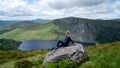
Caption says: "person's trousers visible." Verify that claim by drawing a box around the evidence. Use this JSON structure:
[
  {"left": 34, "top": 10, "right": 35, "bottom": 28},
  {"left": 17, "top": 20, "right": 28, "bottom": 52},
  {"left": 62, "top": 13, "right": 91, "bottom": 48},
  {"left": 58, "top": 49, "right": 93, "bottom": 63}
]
[{"left": 57, "top": 40, "right": 66, "bottom": 48}]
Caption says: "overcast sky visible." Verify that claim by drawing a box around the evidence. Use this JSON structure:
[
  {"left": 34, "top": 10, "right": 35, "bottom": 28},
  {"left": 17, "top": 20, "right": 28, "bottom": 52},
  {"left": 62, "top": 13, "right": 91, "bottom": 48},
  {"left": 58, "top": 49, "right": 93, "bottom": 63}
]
[{"left": 0, "top": 0, "right": 120, "bottom": 20}]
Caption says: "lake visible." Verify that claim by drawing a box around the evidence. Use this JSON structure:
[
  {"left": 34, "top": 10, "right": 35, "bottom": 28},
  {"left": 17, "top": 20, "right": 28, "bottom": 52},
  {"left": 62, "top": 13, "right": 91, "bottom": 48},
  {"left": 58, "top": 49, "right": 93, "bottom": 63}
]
[{"left": 18, "top": 40, "right": 95, "bottom": 51}]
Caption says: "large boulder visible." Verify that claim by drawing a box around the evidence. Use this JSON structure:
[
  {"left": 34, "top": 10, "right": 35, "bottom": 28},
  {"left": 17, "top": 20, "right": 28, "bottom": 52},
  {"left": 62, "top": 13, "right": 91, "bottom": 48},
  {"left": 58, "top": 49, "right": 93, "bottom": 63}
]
[{"left": 43, "top": 44, "right": 88, "bottom": 66}]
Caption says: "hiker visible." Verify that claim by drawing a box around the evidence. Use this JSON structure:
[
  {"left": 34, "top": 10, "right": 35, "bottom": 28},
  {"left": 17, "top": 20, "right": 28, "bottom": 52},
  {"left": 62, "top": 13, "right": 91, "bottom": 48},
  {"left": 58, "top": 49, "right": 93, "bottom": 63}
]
[
  {"left": 49, "top": 31, "right": 76, "bottom": 51},
  {"left": 56, "top": 31, "right": 75, "bottom": 48}
]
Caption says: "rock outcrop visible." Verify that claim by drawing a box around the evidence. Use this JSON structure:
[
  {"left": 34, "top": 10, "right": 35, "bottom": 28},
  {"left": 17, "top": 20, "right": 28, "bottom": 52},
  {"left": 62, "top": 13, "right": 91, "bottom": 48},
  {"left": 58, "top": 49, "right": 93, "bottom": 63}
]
[{"left": 43, "top": 44, "right": 88, "bottom": 66}]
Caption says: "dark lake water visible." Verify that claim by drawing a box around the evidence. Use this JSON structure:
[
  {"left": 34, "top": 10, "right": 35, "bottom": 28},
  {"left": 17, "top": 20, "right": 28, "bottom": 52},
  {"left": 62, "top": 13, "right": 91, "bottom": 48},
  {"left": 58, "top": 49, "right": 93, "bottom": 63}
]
[
  {"left": 18, "top": 40, "right": 95, "bottom": 51},
  {"left": 18, "top": 40, "right": 57, "bottom": 51}
]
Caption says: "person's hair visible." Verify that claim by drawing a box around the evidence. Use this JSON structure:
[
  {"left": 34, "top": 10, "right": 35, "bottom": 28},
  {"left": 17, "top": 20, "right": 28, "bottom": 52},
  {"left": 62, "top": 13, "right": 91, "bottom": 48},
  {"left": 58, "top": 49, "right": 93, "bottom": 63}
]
[{"left": 65, "top": 31, "right": 70, "bottom": 36}]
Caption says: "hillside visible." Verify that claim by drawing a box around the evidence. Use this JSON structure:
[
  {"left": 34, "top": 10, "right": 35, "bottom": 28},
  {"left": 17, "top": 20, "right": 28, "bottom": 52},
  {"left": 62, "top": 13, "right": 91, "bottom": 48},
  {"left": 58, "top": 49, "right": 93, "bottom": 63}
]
[
  {"left": 0, "top": 41, "right": 120, "bottom": 68},
  {"left": 0, "top": 38, "right": 21, "bottom": 50},
  {"left": 0, "top": 17, "right": 120, "bottom": 43},
  {"left": 0, "top": 19, "right": 48, "bottom": 26},
  {"left": 0, "top": 22, "right": 35, "bottom": 34}
]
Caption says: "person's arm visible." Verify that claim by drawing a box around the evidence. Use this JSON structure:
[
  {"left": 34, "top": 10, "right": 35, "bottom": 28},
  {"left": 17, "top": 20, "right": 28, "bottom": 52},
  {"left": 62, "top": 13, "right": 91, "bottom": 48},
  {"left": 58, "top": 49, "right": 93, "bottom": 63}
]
[{"left": 69, "top": 37, "right": 74, "bottom": 44}]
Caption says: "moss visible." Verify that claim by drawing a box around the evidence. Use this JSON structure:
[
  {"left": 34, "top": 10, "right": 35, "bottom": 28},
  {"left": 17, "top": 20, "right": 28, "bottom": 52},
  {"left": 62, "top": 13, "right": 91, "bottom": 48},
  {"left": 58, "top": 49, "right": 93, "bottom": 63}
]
[{"left": 14, "top": 60, "right": 33, "bottom": 68}]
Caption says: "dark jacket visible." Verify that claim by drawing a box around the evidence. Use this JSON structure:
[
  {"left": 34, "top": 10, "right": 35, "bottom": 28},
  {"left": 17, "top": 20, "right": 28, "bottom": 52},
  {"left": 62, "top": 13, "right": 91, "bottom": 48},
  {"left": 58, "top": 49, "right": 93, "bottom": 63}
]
[{"left": 64, "top": 36, "right": 74, "bottom": 46}]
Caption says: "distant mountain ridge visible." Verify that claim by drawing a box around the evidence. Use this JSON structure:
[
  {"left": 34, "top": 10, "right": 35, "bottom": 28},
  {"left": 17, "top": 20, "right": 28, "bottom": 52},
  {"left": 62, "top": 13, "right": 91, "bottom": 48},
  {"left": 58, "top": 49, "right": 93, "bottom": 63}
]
[
  {"left": 111, "top": 19, "right": 120, "bottom": 21},
  {"left": 0, "top": 19, "right": 48, "bottom": 26},
  {"left": 0, "top": 17, "right": 120, "bottom": 43},
  {"left": 30, "top": 19, "right": 48, "bottom": 22}
]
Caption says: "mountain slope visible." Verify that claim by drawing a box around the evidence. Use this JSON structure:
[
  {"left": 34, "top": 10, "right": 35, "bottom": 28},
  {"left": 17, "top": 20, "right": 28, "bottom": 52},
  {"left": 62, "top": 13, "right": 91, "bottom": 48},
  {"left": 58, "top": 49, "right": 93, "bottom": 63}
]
[
  {"left": 0, "top": 21, "right": 35, "bottom": 34},
  {"left": 0, "top": 19, "right": 48, "bottom": 35},
  {"left": 50, "top": 17, "right": 120, "bottom": 43},
  {"left": 0, "top": 17, "right": 120, "bottom": 43},
  {"left": 0, "top": 23, "right": 61, "bottom": 40}
]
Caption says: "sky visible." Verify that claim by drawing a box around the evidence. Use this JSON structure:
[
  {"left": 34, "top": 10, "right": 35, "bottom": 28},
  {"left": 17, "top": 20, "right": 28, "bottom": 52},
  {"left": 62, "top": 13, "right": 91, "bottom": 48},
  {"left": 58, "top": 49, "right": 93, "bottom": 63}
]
[{"left": 0, "top": 0, "right": 120, "bottom": 20}]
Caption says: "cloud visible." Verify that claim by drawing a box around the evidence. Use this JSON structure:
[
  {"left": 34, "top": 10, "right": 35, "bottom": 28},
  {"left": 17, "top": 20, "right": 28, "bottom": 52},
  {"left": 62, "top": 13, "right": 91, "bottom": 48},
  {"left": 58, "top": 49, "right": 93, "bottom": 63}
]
[
  {"left": 48, "top": 0, "right": 107, "bottom": 9},
  {"left": 0, "top": 0, "right": 120, "bottom": 20}
]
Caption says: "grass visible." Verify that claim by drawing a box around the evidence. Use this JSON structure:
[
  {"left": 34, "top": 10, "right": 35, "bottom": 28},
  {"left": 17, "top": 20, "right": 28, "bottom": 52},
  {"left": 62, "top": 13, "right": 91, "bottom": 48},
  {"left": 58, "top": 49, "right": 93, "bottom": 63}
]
[
  {"left": 79, "top": 41, "right": 120, "bottom": 68},
  {"left": 0, "top": 23, "right": 64, "bottom": 41},
  {"left": 0, "top": 50, "right": 48, "bottom": 65},
  {"left": 0, "top": 41, "right": 120, "bottom": 68}
]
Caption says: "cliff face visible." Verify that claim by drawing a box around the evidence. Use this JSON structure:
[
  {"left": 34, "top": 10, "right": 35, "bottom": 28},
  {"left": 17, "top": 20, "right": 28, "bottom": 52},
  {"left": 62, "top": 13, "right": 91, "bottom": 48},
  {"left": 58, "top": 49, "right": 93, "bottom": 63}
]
[
  {"left": 71, "top": 23, "right": 98, "bottom": 43},
  {"left": 51, "top": 17, "right": 120, "bottom": 43}
]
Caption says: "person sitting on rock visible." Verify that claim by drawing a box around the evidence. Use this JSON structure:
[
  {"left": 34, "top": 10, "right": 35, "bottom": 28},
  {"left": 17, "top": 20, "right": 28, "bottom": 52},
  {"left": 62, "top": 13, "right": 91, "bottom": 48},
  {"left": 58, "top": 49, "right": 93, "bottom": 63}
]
[{"left": 56, "top": 31, "right": 75, "bottom": 48}]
